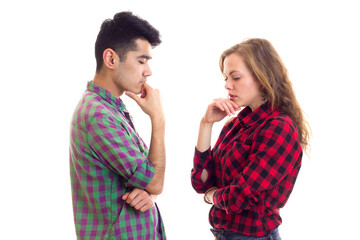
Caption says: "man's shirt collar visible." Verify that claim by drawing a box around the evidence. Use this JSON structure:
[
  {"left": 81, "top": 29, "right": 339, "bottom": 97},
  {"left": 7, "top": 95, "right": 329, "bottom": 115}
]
[{"left": 87, "top": 81, "right": 126, "bottom": 112}]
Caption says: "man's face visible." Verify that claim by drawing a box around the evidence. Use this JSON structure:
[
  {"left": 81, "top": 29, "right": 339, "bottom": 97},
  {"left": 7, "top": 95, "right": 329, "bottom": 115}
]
[{"left": 114, "top": 38, "right": 153, "bottom": 95}]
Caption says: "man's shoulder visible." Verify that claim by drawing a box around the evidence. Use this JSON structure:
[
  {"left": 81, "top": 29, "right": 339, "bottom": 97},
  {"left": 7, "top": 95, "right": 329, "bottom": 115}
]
[{"left": 73, "top": 91, "right": 117, "bottom": 121}]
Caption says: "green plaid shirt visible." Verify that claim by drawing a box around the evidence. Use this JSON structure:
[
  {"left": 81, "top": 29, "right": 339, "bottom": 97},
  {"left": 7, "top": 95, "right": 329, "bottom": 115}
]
[{"left": 70, "top": 81, "right": 166, "bottom": 239}]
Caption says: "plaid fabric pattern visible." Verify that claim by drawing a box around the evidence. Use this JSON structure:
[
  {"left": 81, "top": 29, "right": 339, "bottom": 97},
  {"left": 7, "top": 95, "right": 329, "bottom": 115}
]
[
  {"left": 70, "top": 81, "right": 166, "bottom": 240},
  {"left": 191, "top": 103, "right": 302, "bottom": 237}
]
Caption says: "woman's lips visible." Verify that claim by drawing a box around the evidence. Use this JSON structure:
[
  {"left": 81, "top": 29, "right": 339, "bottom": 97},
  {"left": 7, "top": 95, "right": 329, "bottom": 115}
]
[{"left": 229, "top": 94, "right": 237, "bottom": 101}]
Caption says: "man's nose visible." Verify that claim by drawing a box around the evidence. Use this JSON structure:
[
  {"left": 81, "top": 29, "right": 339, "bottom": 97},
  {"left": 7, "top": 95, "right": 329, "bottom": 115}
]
[{"left": 144, "top": 65, "right": 152, "bottom": 77}]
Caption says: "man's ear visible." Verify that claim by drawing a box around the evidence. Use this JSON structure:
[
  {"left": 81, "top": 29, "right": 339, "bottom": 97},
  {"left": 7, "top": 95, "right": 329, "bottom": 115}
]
[{"left": 103, "top": 48, "right": 118, "bottom": 70}]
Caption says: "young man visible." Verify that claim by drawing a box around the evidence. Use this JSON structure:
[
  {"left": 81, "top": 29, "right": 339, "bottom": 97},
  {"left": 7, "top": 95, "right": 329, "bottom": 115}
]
[{"left": 69, "top": 12, "right": 166, "bottom": 239}]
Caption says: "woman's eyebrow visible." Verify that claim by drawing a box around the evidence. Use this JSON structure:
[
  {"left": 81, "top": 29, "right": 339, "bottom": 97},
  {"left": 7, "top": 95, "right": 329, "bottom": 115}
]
[{"left": 229, "top": 70, "right": 240, "bottom": 75}]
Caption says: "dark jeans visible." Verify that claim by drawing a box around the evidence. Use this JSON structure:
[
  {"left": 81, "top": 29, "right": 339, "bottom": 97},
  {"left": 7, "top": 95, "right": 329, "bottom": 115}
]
[{"left": 210, "top": 228, "right": 281, "bottom": 240}]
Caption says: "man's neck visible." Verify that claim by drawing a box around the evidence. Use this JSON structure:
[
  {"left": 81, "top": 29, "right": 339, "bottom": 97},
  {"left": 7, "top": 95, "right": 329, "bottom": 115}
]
[{"left": 93, "top": 73, "right": 123, "bottom": 98}]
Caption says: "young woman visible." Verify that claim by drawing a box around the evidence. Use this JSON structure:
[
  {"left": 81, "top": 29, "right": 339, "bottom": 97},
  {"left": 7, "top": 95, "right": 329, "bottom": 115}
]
[{"left": 191, "top": 38, "right": 310, "bottom": 240}]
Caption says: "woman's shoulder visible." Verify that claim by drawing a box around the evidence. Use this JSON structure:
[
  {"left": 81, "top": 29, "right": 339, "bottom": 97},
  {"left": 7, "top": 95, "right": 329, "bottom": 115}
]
[{"left": 263, "top": 111, "right": 297, "bottom": 132}]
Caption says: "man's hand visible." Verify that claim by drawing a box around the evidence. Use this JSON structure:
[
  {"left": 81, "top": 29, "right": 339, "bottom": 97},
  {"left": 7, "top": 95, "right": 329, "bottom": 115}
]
[
  {"left": 122, "top": 188, "right": 156, "bottom": 212},
  {"left": 125, "top": 83, "right": 164, "bottom": 121}
]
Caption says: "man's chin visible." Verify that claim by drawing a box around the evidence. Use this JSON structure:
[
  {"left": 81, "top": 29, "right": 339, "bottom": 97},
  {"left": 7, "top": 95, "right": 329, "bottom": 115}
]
[{"left": 127, "top": 89, "right": 141, "bottom": 95}]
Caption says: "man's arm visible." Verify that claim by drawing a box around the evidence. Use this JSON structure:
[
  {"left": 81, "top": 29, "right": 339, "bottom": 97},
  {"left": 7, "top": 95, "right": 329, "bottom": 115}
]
[
  {"left": 145, "top": 114, "right": 165, "bottom": 194},
  {"left": 87, "top": 114, "right": 154, "bottom": 189},
  {"left": 126, "top": 83, "right": 166, "bottom": 195}
]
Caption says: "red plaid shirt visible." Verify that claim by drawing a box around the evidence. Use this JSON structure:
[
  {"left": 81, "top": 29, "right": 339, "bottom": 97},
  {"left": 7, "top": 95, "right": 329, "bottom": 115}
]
[{"left": 191, "top": 103, "right": 302, "bottom": 237}]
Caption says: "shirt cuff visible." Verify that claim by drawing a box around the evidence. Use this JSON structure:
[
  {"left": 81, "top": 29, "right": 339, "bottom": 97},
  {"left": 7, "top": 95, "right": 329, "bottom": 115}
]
[
  {"left": 213, "top": 174, "right": 256, "bottom": 213},
  {"left": 126, "top": 160, "right": 154, "bottom": 189},
  {"left": 193, "top": 147, "right": 211, "bottom": 169}
]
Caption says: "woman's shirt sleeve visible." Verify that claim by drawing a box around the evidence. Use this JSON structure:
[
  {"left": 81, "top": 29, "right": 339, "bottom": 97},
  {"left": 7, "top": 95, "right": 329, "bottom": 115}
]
[
  {"left": 191, "top": 119, "right": 235, "bottom": 193},
  {"left": 191, "top": 147, "right": 216, "bottom": 193},
  {"left": 212, "top": 116, "right": 302, "bottom": 213}
]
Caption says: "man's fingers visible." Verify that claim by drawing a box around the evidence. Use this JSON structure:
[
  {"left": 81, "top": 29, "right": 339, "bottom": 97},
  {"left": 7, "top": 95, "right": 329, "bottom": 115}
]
[
  {"left": 126, "top": 189, "right": 148, "bottom": 206},
  {"left": 134, "top": 200, "right": 147, "bottom": 211},
  {"left": 125, "top": 188, "right": 140, "bottom": 204},
  {"left": 129, "top": 197, "right": 142, "bottom": 207},
  {"left": 124, "top": 188, "right": 154, "bottom": 212},
  {"left": 139, "top": 201, "right": 153, "bottom": 212},
  {"left": 141, "top": 82, "right": 152, "bottom": 91},
  {"left": 122, "top": 192, "right": 129, "bottom": 200},
  {"left": 140, "top": 86, "right": 147, "bottom": 98},
  {"left": 135, "top": 196, "right": 154, "bottom": 212},
  {"left": 125, "top": 91, "right": 141, "bottom": 104}
]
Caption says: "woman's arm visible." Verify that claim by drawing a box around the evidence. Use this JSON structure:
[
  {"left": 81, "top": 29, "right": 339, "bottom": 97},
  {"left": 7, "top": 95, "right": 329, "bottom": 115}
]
[
  {"left": 196, "top": 118, "right": 214, "bottom": 153},
  {"left": 196, "top": 119, "right": 214, "bottom": 183},
  {"left": 191, "top": 99, "right": 240, "bottom": 192}
]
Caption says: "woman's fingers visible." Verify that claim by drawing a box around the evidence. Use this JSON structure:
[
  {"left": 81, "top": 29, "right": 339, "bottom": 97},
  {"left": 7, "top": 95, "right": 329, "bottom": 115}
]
[
  {"left": 204, "top": 98, "right": 240, "bottom": 123},
  {"left": 229, "top": 100, "right": 241, "bottom": 110},
  {"left": 214, "top": 99, "right": 238, "bottom": 116},
  {"left": 220, "top": 102, "right": 232, "bottom": 116},
  {"left": 213, "top": 101, "right": 225, "bottom": 112}
]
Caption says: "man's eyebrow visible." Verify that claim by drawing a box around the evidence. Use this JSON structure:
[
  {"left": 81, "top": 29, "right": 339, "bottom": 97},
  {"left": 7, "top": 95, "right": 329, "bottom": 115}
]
[{"left": 137, "top": 54, "right": 152, "bottom": 60}]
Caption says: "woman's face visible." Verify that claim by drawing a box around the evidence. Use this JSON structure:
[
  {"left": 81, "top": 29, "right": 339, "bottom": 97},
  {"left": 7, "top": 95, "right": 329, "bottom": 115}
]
[{"left": 223, "top": 53, "right": 262, "bottom": 111}]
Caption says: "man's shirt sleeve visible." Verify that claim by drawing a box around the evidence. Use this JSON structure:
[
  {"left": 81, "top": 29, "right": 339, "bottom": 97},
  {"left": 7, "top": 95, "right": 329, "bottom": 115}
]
[
  {"left": 86, "top": 113, "right": 154, "bottom": 189},
  {"left": 213, "top": 117, "right": 302, "bottom": 213}
]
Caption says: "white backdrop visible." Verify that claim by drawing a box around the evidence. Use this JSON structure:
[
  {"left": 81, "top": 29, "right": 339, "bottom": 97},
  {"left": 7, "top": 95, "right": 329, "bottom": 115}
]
[{"left": 1, "top": 0, "right": 359, "bottom": 239}]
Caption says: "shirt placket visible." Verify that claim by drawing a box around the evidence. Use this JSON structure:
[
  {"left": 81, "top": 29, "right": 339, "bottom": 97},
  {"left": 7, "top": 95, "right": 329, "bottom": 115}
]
[
  {"left": 123, "top": 111, "right": 135, "bottom": 130},
  {"left": 120, "top": 109, "right": 146, "bottom": 154}
]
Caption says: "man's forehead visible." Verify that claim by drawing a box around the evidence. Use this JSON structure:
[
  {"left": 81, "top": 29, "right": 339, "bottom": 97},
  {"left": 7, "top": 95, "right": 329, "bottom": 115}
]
[
  {"left": 135, "top": 39, "right": 151, "bottom": 49},
  {"left": 131, "top": 39, "right": 152, "bottom": 57}
]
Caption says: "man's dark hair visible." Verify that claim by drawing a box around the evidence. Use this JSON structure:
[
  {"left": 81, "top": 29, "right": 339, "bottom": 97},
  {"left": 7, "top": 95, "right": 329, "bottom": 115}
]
[{"left": 95, "top": 11, "right": 161, "bottom": 72}]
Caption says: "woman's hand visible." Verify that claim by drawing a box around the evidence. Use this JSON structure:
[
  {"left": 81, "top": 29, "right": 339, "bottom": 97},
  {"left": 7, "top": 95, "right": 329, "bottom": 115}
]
[
  {"left": 204, "top": 187, "right": 218, "bottom": 204},
  {"left": 196, "top": 99, "right": 240, "bottom": 152},
  {"left": 203, "top": 98, "right": 240, "bottom": 124}
]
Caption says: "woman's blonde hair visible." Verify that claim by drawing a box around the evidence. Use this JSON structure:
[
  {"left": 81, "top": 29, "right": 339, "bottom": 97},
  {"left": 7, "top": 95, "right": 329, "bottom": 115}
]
[{"left": 219, "top": 38, "right": 311, "bottom": 153}]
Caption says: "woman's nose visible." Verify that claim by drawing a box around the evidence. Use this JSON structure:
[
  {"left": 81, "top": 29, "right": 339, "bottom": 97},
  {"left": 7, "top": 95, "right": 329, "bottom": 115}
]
[{"left": 225, "top": 80, "right": 232, "bottom": 90}]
